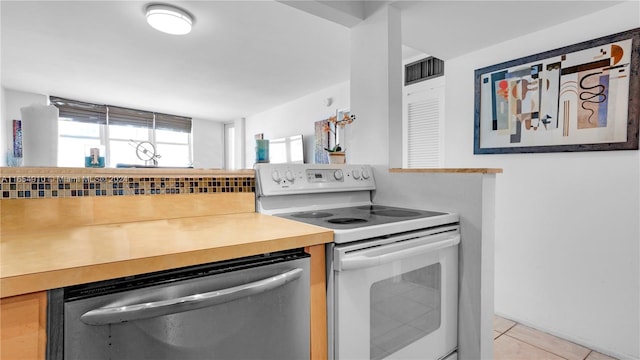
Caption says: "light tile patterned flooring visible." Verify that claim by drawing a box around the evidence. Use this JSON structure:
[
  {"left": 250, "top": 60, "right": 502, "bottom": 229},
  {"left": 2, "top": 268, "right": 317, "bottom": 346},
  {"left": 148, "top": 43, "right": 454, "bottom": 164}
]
[{"left": 494, "top": 316, "right": 617, "bottom": 360}]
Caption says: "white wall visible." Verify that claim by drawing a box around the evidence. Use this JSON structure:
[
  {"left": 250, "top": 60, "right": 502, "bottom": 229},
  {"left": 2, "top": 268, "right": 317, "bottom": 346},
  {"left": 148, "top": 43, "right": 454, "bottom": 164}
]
[
  {"left": 244, "top": 81, "right": 349, "bottom": 167},
  {"left": 348, "top": 4, "right": 402, "bottom": 167},
  {"left": 1, "top": 87, "right": 6, "bottom": 166},
  {"left": 2, "top": 88, "right": 48, "bottom": 124},
  {"left": 234, "top": 117, "right": 246, "bottom": 170},
  {"left": 0, "top": 2, "right": 4, "bottom": 166},
  {"left": 443, "top": 3, "right": 639, "bottom": 358},
  {"left": 2, "top": 88, "right": 48, "bottom": 166}
]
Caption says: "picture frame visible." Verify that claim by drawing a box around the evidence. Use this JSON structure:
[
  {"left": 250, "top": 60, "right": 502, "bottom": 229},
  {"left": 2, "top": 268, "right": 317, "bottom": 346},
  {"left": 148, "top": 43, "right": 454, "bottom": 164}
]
[
  {"left": 314, "top": 119, "right": 330, "bottom": 164},
  {"left": 474, "top": 27, "right": 640, "bottom": 154},
  {"left": 13, "top": 119, "right": 22, "bottom": 158}
]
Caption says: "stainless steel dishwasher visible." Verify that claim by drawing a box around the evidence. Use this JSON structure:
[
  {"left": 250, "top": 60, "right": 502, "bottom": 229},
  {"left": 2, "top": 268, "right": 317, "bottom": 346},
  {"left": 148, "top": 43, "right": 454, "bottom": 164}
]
[{"left": 50, "top": 249, "right": 310, "bottom": 360}]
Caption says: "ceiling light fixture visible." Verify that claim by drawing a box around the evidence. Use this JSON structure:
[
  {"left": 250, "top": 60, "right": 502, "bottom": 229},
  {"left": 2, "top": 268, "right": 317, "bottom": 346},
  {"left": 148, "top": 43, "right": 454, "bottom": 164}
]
[{"left": 145, "top": 4, "right": 193, "bottom": 35}]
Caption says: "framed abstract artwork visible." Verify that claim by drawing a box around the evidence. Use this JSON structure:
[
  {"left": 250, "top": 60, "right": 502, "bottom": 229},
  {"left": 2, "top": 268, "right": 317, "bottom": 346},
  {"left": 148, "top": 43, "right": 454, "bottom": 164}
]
[
  {"left": 474, "top": 28, "right": 639, "bottom": 154},
  {"left": 13, "top": 120, "right": 22, "bottom": 158}
]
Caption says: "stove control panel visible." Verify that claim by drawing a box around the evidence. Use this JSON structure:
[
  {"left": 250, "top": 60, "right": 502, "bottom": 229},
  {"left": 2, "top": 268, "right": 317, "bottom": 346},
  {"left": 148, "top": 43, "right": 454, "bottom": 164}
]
[
  {"left": 306, "top": 168, "right": 344, "bottom": 183},
  {"left": 256, "top": 163, "right": 375, "bottom": 195}
]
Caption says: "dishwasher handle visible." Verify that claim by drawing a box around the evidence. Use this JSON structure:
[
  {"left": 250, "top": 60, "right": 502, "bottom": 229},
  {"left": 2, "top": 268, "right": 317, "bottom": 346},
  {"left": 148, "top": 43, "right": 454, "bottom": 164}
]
[
  {"left": 338, "top": 234, "right": 460, "bottom": 271},
  {"left": 80, "top": 267, "right": 304, "bottom": 326}
]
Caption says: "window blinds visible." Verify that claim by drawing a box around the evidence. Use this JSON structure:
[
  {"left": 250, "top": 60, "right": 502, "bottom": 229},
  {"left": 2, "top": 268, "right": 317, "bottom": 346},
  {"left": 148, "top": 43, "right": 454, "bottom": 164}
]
[
  {"left": 155, "top": 113, "right": 192, "bottom": 133},
  {"left": 49, "top": 96, "right": 192, "bottom": 132},
  {"left": 50, "top": 96, "right": 107, "bottom": 124},
  {"left": 107, "top": 106, "right": 154, "bottom": 128}
]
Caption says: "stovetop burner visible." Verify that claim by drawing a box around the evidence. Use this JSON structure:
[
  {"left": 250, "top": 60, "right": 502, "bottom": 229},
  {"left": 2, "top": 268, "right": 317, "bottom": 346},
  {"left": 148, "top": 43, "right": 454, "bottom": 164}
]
[
  {"left": 370, "top": 209, "right": 422, "bottom": 217},
  {"left": 275, "top": 205, "right": 449, "bottom": 231},
  {"left": 353, "top": 205, "right": 421, "bottom": 217},
  {"left": 291, "top": 212, "right": 333, "bottom": 219},
  {"left": 355, "top": 205, "right": 390, "bottom": 210},
  {"left": 327, "top": 218, "right": 368, "bottom": 225}
]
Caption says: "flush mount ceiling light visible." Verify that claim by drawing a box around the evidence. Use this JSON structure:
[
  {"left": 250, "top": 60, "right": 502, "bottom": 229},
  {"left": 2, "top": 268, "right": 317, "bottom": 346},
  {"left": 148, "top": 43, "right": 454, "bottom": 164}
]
[{"left": 145, "top": 4, "right": 193, "bottom": 35}]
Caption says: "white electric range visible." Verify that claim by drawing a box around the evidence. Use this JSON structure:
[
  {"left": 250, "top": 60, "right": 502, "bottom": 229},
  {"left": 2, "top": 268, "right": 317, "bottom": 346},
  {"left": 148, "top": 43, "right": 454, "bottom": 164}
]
[{"left": 255, "top": 163, "right": 460, "bottom": 360}]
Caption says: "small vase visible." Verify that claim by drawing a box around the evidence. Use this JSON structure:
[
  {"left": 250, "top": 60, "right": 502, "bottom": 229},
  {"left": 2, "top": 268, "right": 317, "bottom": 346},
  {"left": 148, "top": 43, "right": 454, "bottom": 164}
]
[{"left": 328, "top": 151, "right": 346, "bottom": 164}]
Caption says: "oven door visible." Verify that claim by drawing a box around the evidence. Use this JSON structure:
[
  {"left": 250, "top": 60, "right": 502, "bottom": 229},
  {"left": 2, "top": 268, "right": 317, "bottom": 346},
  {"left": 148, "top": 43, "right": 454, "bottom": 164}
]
[{"left": 333, "top": 228, "right": 459, "bottom": 360}]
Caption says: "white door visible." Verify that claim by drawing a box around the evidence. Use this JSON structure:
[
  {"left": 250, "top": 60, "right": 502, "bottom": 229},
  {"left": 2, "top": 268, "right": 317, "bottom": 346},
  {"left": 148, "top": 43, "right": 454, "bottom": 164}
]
[{"left": 402, "top": 76, "right": 445, "bottom": 169}]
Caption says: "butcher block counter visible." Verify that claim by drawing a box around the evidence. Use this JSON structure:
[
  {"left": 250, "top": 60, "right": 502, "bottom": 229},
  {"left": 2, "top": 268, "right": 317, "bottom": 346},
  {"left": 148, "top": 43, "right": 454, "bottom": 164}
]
[
  {"left": 0, "top": 167, "right": 332, "bottom": 360},
  {"left": 0, "top": 212, "right": 332, "bottom": 297}
]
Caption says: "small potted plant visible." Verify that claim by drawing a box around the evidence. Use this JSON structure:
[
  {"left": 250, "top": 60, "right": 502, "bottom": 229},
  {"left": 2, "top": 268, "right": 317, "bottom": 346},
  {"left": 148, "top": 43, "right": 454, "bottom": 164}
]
[{"left": 324, "top": 113, "right": 355, "bottom": 164}]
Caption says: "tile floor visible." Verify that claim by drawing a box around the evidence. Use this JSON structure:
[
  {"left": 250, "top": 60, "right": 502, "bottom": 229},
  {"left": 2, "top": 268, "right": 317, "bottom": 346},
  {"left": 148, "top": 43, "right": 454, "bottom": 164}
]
[{"left": 493, "top": 316, "right": 617, "bottom": 360}]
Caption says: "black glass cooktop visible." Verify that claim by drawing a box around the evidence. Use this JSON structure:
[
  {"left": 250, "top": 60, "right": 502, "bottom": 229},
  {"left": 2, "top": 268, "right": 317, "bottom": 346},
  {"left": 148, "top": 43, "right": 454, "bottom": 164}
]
[{"left": 275, "top": 205, "right": 447, "bottom": 230}]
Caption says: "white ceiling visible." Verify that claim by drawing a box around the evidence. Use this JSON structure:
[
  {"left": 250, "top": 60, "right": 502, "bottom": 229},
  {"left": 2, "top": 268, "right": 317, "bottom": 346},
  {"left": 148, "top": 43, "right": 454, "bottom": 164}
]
[
  {"left": 1, "top": 1, "right": 622, "bottom": 122},
  {"left": 397, "top": 1, "right": 624, "bottom": 60}
]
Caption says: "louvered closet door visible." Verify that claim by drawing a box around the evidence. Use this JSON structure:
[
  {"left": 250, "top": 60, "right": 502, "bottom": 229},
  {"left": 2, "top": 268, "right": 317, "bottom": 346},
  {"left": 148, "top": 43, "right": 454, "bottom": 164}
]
[{"left": 405, "top": 80, "right": 444, "bottom": 168}]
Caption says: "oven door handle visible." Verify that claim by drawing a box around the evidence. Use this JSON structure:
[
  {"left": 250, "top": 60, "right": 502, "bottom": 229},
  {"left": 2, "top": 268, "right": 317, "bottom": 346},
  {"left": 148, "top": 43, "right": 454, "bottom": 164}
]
[
  {"left": 338, "top": 234, "right": 460, "bottom": 271},
  {"left": 80, "top": 268, "right": 304, "bottom": 326}
]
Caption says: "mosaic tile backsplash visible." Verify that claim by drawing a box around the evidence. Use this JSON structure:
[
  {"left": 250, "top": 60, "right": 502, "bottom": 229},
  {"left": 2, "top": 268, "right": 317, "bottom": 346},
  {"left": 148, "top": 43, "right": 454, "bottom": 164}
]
[{"left": 1, "top": 175, "right": 255, "bottom": 199}]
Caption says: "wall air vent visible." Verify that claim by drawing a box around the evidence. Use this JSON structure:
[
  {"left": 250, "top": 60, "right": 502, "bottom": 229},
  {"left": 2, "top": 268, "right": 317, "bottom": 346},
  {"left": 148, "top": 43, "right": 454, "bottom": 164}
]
[{"left": 405, "top": 56, "right": 444, "bottom": 86}]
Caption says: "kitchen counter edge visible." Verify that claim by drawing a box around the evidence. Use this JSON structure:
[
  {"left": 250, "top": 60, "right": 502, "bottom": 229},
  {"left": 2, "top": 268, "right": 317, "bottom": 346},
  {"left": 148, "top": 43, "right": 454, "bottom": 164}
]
[
  {"left": 389, "top": 168, "right": 503, "bottom": 174},
  {"left": 0, "top": 166, "right": 255, "bottom": 177},
  {"left": 0, "top": 213, "right": 333, "bottom": 298}
]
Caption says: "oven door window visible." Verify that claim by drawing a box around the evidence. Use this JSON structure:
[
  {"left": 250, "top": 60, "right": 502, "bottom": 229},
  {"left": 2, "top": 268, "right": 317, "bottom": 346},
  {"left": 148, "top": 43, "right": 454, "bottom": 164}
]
[{"left": 371, "top": 263, "right": 441, "bottom": 360}]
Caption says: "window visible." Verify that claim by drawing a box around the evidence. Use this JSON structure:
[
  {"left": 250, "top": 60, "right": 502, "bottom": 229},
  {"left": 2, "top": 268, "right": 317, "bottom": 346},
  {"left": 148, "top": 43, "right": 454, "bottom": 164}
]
[
  {"left": 52, "top": 97, "right": 192, "bottom": 167},
  {"left": 58, "top": 121, "right": 103, "bottom": 168},
  {"left": 155, "top": 113, "right": 192, "bottom": 167},
  {"left": 155, "top": 129, "right": 191, "bottom": 167},
  {"left": 370, "top": 263, "right": 441, "bottom": 359}
]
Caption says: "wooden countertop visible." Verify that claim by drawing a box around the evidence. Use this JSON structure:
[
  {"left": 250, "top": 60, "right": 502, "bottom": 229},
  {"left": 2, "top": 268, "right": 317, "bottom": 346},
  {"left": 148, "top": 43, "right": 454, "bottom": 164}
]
[
  {"left": 0, "top": 166, "right": 255, "bottom": 177},
  {"left": 0, "top": 213, "right": 333, "bottom": 298},
  {"left": 390, "top": 168, "right": 503, "bottom": 174}
]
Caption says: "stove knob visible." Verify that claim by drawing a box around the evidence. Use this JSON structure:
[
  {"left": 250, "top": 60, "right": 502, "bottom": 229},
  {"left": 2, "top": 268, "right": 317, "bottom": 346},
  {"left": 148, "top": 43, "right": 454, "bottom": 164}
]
[
  {"left": 362, "top": 169, "right": 371, "bottom": 179},
  {"left": 285, "top": 170, "right": 295, "bottom": 182},
  {"left": 333, "top": 169, "right": 343, "bottom": 180},
  {"left": 271, "top": 170, "right": 282, "bottom": 183},
  {"left": 352, "top": 169, "right": 362, "bottom": 180}
]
